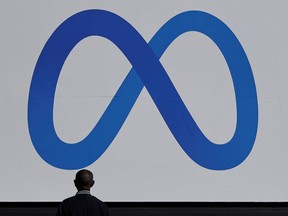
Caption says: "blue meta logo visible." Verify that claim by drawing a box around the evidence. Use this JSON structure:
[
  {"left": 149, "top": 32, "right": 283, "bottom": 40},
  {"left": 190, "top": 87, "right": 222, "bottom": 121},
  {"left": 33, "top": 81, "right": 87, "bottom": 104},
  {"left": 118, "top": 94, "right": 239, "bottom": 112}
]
[{"left": 28, "top": 10, "right": 258, "bottom": 170}]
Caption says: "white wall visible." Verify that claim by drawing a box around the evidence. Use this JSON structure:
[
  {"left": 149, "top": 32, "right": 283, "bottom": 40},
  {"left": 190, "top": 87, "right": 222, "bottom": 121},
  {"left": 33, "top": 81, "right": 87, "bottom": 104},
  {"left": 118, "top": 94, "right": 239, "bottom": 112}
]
[{"left": 0, "top": 0, "right": 288, "bottom": 201}]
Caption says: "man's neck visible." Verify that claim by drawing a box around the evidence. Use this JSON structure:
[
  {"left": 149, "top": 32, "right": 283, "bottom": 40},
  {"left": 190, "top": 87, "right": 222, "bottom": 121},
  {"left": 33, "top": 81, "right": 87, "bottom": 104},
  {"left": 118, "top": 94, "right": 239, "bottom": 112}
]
[{"left": 76, "top": 190, "right": 91, "bottom": 195}]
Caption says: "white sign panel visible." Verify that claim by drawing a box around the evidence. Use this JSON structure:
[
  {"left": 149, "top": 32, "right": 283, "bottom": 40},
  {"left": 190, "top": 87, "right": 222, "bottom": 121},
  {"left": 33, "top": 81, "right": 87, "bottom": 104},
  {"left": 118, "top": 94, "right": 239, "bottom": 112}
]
[{"left": 0, "top": 0, "right": 288, "bottom": 202}]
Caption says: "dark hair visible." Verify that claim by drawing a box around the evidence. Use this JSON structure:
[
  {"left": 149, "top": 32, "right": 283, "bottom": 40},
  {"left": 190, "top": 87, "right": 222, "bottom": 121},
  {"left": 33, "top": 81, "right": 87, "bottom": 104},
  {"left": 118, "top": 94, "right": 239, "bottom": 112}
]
[{"left": 75, "top": 169, "right": 94, "bottom": 188}]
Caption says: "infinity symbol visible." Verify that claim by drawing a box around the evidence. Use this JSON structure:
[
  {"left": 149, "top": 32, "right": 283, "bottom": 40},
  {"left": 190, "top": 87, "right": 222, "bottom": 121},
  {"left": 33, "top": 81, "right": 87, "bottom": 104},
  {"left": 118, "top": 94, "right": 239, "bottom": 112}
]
[{"left": 28, "top": 10, "right": 258, "bottom": 170}]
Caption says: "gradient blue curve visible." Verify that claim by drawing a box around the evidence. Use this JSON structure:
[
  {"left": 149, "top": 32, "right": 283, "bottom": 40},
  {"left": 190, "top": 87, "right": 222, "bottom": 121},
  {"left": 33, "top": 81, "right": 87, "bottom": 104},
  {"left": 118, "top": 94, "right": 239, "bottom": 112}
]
[{"left": 28, "top": 10, "right": 258, "bottom": 170}]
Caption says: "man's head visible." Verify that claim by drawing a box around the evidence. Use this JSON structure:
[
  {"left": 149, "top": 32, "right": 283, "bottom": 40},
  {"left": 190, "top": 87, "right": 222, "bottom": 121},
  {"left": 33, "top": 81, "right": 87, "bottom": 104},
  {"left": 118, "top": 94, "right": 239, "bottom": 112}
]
[{"left": 74, "top": 169, "right": 95, "bottom": 191}]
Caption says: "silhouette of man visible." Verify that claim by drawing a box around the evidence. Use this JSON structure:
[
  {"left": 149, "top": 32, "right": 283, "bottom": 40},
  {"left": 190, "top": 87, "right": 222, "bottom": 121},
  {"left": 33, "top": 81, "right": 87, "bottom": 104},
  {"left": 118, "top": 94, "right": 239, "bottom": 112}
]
[{"left": 57, "top": 169, "right": 109, "bottom": 216}]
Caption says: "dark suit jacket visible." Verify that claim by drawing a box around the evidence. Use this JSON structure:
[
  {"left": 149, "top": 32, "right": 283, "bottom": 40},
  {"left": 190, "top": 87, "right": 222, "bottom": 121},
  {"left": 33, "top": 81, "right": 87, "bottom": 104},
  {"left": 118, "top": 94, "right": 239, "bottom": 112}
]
[{"left": 57, "top": 193, "right": 109, "bottom": 216}]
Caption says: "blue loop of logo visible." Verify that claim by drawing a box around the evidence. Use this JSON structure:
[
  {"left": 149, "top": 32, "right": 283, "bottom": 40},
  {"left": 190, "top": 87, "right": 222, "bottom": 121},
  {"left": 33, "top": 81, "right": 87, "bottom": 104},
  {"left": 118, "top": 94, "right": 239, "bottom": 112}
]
[{"left": 28, "top": 10, "right": 258, "bottom": 170}]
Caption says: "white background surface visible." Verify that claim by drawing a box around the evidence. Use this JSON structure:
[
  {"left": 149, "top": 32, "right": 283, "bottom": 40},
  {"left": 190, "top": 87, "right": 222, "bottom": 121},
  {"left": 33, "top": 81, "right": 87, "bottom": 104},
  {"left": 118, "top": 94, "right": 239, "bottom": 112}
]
[{"left": 0, "top": 0, "right": 288, "bottom": 201}]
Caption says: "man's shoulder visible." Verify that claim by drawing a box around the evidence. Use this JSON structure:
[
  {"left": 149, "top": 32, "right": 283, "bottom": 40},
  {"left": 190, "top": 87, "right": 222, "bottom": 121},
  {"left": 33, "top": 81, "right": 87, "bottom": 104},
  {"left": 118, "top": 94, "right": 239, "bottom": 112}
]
[
  {"left": 57, "top": 195, "right": 109, "bottom": 216},
  {"left": 62, "top": 194, "right": 105, "bottom": 205},
  {"left": 60, "top": 195, "right": 77, "bottom": 205}
]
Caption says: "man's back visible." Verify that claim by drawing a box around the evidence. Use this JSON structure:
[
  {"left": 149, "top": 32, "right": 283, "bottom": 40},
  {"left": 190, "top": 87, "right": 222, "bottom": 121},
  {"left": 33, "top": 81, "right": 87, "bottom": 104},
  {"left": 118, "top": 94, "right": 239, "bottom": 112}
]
[
  {"left": 57, "top": 193, "right": 108, "bottom": 216},
  {"left": 56, "top": 170, "right": 109, "bottom": 216}
]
